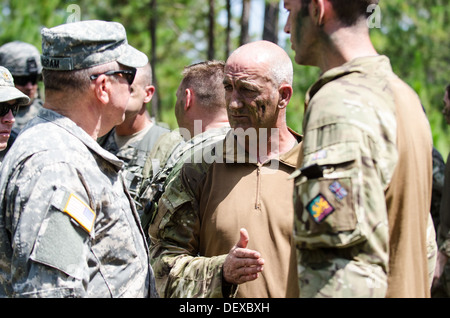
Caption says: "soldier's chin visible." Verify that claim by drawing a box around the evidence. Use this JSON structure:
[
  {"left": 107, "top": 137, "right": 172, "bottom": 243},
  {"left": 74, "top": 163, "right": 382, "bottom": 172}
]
[{"left": 0, "top": 138, "right": 9, "bottom": 151}]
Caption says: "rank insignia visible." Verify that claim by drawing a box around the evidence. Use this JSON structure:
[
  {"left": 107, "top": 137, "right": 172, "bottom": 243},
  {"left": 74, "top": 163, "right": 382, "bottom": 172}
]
[
  {"left": 329, "top": 181, "right": 348, "bottom": 201},
  {"left": 306, "top": 194, "right": 335, "bottom": 223}
]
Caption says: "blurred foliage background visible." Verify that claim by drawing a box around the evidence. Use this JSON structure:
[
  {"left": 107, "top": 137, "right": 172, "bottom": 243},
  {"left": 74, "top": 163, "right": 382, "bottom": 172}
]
[{"left": 1, "top": 0, "right": 449, "bottom": 158}]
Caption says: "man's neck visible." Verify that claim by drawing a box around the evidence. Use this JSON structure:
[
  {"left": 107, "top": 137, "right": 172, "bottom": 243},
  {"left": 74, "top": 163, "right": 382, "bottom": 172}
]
[
  {"left": 238, "top": 125, "right": 297, "bottom": 164},
  {"left": 43, "top": 93, "right": 102, "bottom": 139},
  {"left": 317, "top": 24, "right": 378, "bottom": 73},
  {"left": 115, "top": 111, "right": 151, "bottom": 136}
]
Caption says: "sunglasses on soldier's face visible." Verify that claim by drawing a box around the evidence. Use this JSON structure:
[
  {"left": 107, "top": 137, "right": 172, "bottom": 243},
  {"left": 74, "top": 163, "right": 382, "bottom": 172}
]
[
  {"left": 0, "top": 102, "right": 19, "bottom": 117},
  {"left": 14, "top": 75, "right": 39, "bottom": 86},
  {"left": 89, "top": 68, "right": 136, "bottom": 86}
]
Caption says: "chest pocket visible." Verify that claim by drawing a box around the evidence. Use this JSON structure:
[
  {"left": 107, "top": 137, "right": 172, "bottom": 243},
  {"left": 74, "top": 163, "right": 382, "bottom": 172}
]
[{"left": 293, "top": 142, "right": 366, "bottom": 249}]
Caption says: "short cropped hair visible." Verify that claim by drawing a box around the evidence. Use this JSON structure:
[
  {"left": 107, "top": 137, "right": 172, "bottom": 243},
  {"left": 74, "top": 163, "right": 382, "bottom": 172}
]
[
  {"left": 181, "top": 60, "right": 226, "bottom": 110},
  {"left": 42, "top": 61, "right": 119, "bottom": 93},
  {"left": 301, "top": 0, "right": 380, "bottom": 26}
]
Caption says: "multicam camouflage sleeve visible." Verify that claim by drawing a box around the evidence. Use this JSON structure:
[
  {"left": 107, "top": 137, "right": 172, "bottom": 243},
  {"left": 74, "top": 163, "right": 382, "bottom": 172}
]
[
  {"left": 149, "top": 162, "right": 230, "bottom": 298},
  {"left": 292, "top": 63, "right": 398, "bottom": 297}
]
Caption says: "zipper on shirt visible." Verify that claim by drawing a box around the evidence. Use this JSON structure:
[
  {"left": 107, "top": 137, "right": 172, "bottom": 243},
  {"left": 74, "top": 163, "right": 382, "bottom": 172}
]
[{"left": 255, "top": 164, "right": 261, "bottom": 210}]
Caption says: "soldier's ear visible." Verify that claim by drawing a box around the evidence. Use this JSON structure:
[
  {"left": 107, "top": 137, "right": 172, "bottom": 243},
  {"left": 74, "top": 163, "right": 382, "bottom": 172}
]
[
  {"left": 143, "top": 85, "right": 155, "bottom": 104},
  {"left": 278, "top": 84, "right": 293, "bottom": 109},
  {"left": 310, "top": 0, "right": 326, "bottom": 27},
  {"left": 184, "top": 88, "right": 194, "bottom": 111},
  {"left": 92, "top": 75, "right": 111, "bottom": 105}
]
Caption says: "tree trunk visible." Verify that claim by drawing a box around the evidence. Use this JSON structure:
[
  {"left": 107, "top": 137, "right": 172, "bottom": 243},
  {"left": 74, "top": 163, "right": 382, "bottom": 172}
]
[
  {"left": 149, "top": 0, "right": 160, "bottom": 120},
  {"left": 263, "top": 0, "right": 279, "bottom": 44},
  {"left": 208, "top": 0, "right": 215, "bottom": 60},
  {"left": 225, "top": 0, "right": 232, "bottom": 58},
  {"left": 240, "top": 0, "right": 251, "bottom": 46}
]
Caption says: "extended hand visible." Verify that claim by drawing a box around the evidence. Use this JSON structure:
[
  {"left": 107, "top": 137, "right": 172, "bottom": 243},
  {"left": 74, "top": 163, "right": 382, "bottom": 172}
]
[{"left": 222, "top": 228, "right": 264, "bottom": 285}]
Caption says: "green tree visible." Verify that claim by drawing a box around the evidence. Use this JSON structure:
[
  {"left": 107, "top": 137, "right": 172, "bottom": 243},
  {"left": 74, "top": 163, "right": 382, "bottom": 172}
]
[{"left": 0, "top": 0, "right": 448, "bottom": 158}]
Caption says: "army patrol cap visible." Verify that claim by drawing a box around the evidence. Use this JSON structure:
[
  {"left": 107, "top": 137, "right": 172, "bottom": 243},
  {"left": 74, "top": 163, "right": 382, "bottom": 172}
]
[
  {"left": 0, "top": 41, "right": 42, "bottom": 76},
  {"left": 41, "top": 20, "right": 148, "bottom": 71},
  {"left": 0, "top": 66, "right": 31, "bottom": 105}
]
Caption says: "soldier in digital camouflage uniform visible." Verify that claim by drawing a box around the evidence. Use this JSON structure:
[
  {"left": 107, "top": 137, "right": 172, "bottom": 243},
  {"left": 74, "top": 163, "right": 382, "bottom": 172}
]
[
  {"left": 138, "top": 60, "right": 229, "bottom": 242},
  {"left": 284, "top": 0, "right": 434, "bottom": 297},
  {"left": 150, "top": 41, "right": 301, "bottom": 298},
  {"left": 0, "top": 66, "right": 30, "bottom": 154},
  {"left": 0, "top": 20, "right": 156, "bottom": 298},
  {"left": 0, "top": 41, "right": 44, "bottom": 159},
  {"left": 98, "top": 63, "right": 169, "bottom": 214}
]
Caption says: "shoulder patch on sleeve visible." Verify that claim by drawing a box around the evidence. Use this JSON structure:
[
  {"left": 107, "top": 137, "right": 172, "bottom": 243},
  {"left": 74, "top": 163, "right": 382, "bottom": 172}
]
[
  {"left": 306, "top": 194, "right": 335, "bottom": 223},
  {"left": 63, "top": 194, "right": 96, "bottom": 234}
]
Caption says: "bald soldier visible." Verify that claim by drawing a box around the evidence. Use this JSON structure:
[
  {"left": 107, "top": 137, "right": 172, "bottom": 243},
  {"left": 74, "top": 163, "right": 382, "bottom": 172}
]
[
  {"left": 284, "top": 0, "right": 434, "bottom": 297},
  {"left": 150, "top": 41, "right": 301, "bottom": 298}
]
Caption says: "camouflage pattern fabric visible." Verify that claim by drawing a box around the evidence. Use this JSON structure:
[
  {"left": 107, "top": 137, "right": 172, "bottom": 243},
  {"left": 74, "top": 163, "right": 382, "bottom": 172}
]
[
  {"left": 0, "top": 41, "right": 42, "bottom": 76},
  {"left": 0, "top": 66, "right": 30, "bottom": 105},
  {"left": 141, "top": 129, "right": 184, "bottom": 183},
  {"left": 0, "top": 108, "right": 157, "bottom": 297},
  {"left": 150, "top": 129, "right": 301, "bottom": 298},
  {"left": 40, "top": 20, "right": 148, "bottom": 71},
  {"left": 0, "top": 66, "right": 31, "bottom": 162},
  {"left": 139, "top": 125, "right": 230, "bottom": 239},
  {"left": 293, "top": 55, "right": 402, "bottom": 297},
  {"left": 99, "top": 124, "right": 169, "bottom": 214},
  {"left": 13, "top": 98, "right": 43, "bottom": 131},
  {"left": 0, "top": 99, "right": 44, "bottom": 161}
]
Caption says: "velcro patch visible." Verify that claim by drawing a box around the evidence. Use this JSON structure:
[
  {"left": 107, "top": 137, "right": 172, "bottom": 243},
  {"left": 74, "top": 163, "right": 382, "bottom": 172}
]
[
  {"left": 329, "top": 181, "right": 348, "bottom": 201},
  {"left": 63, "top": 194, "right": 96, "bottom": 234},
  {"left": 306, "top": 194, "right": 335, "bottom": 223}
]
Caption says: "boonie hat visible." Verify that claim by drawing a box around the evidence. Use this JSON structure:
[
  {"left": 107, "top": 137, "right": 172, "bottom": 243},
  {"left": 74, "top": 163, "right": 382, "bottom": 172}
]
[
  {"left": 41, "top": 20, "right": 148, "bottom": 71},
  {"left": 0, "top": 66, "right": 30, "bottom": 105},
  {"left": 0, "top": 41, "right": 42, "bottom": 76}
]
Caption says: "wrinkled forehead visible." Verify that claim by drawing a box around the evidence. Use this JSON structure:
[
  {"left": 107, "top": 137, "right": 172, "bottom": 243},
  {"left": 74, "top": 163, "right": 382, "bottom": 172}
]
[{"left": 224, "top": 54, "right": 272, "bottom": 82}]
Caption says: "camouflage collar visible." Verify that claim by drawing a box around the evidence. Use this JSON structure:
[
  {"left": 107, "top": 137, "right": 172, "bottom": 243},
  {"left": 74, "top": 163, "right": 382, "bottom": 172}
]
[
  {"left": 37, "top": 107, "right": 124, "bottom": 171},
  {"left": 305, "top": 55, "right": 392, "bottom": 110}
]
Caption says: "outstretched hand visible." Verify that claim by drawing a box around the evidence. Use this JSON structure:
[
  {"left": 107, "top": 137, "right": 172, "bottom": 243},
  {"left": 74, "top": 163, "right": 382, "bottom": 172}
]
[{"left": 222, "top": 228, "right": 264, "bottom": 285}]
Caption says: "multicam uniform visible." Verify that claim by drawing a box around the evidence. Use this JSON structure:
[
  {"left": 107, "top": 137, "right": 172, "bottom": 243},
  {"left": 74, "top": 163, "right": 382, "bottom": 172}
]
[
  {"left": 99, "top": 123, "right": 169, "bottom": 213},
  {"left": 150, "top": 129, "right": 302, "bottom": 298},
  {"left": 139, "top": 125, "right": 230, "bottom": 238},
  {"left": 293, "top": 55, "right": 433, "bottom": 298},
  {"left": 0, "top": 108, "right": 156, "bottom": 297}
]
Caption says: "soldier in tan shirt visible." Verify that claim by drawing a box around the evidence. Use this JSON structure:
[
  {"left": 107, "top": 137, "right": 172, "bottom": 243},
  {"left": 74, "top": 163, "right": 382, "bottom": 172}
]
[{"left": 150, "top": 41, "right": 301, "bottom": 298}]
